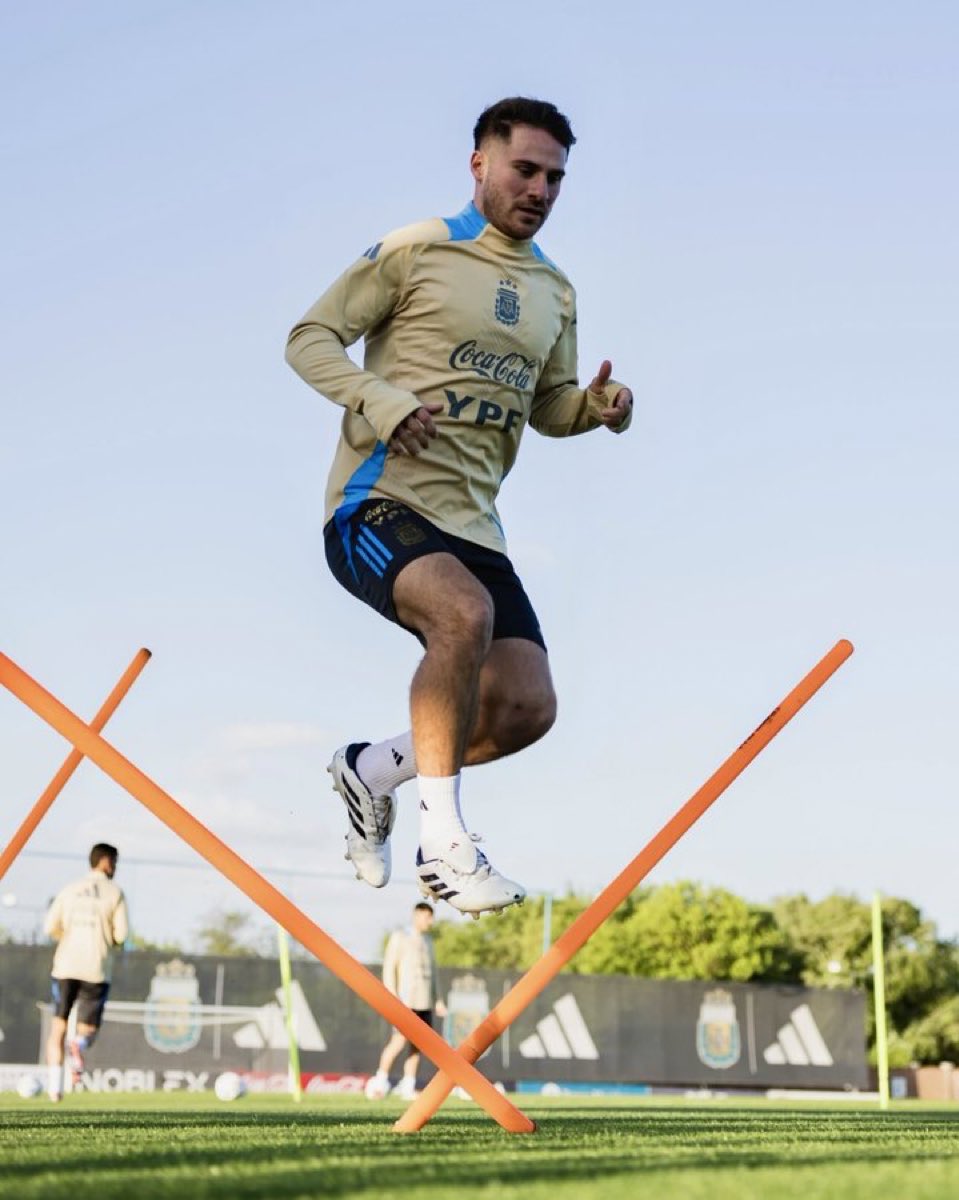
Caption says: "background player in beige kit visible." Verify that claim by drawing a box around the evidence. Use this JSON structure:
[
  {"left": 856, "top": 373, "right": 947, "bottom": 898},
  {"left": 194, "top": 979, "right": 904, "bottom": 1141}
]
[
  {"left": 43, "top": 842, "right": 128, "bottom": 1100},
  {"left": 286, "top": 97, "right": 633, "bottom": 916},
  {"left": 365, "top": 901, "right": 447, "bottom": 1102}
]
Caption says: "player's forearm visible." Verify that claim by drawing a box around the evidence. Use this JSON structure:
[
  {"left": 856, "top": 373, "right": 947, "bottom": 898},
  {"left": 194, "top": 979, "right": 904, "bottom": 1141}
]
[
  {"left": 285, "top": 322, "right": 420, "bottom": 445},
  {"left": 531, "top": 378, "right": 631, "bottom": 437},
  {"left": 530, "top": 384, "right": 600, "bottom": 437}
]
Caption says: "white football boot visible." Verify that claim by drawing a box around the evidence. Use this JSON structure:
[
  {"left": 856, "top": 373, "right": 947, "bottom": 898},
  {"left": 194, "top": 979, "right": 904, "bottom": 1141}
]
[
  {"left": 393, "top": 1074, "right": 418, "bottom": 1101},
  {"left": 328, "top": 743, "right": 397, "bottom": 888},
  {"left": 364, "top": 1071, "right": 391, "bottom": 1100},
  {"left": 416, "top": 841, "right": 525, "bottom": 917}
]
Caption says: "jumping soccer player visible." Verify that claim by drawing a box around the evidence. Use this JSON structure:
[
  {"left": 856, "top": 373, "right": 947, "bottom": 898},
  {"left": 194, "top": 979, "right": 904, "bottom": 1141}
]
[
  {"left": 286, "top": 96, "right": 633, "bottom": 916},
  {"left": 43, "top": 843, "right": 128, "bottom": 1100}
]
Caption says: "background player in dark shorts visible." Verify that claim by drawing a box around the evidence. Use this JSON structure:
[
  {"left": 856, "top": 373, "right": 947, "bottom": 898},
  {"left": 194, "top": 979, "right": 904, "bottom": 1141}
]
[
  {"left": 43, "top": 844, "right": 128, "bottom": 1100},
  {"left": 51, "top": 979, "right": 111, "bottom": 1029},
  {"left": 365, "top": 902, "right": 446, "bottom": 1101}
]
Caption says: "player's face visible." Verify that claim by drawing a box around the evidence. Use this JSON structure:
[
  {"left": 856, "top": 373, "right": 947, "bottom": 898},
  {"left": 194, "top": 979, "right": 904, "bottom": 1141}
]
[
  {"left": 471, "top": 125, "right": 567, "bottom": 240},
  {"left": 413, "top": 908, "right": 434, "bottom": 933}
]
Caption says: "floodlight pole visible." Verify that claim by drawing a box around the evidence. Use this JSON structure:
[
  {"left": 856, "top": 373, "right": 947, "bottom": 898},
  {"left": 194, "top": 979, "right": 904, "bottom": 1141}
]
[{"left": 542, "top": 892, "right": 553, "bottom": 955}]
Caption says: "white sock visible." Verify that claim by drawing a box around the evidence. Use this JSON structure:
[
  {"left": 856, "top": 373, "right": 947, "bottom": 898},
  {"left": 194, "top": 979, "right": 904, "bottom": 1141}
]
[
  {"left": 48, "top": 1063, "right": 63, "bottom": 1096},
  {"left": 418, "top": 774, "right": 477, "bottom": 872},
  {"left": 356, "top": 732, "right": 416, "bottom": 794}
]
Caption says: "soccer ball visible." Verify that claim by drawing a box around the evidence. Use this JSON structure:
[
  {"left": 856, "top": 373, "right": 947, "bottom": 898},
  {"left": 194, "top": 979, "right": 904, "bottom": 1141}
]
[
  {"left": 214, "top": 1072, "right": 248, "bottom": 1102},
  {"left": 16, "top": 1074, "right": 42, "bottom": 1099},
  {"left": 364, "top": 1073, "right": 391, "bottom": 1100}
]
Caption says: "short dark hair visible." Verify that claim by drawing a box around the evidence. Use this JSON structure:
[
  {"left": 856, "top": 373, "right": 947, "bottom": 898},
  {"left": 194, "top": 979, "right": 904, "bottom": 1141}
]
[
  {"left": 473, "top": 97, "right": 576, "bottom": 152},
  {"left": 413, "top": 901, "right": 434, "bottom": 915},
  {"left": 90, "top": 843, "right": 118, "bottom": 869}
]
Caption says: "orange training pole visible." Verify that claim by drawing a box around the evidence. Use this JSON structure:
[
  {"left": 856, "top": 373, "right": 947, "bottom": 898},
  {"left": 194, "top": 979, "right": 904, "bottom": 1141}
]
[
  {"left": 0, "top": 648, "right": 151, "bottom": 883},
  {"left": 396, "top": 638, "right": 854, "bottom": 1131},
  {"left": 0, "top": 650, "right": 534, "bottom": 1133}
]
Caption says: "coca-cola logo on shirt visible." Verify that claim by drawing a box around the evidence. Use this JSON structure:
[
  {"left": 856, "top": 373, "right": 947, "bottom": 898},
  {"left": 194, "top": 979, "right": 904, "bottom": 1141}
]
[{"left": 449, "top": 340, "right": 537, "bottom": 390}]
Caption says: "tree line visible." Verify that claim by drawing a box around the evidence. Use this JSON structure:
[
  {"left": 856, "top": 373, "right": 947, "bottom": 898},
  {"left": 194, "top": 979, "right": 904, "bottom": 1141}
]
[{"left": 429, "top": 883, "right": 959, "bottom": 1067}]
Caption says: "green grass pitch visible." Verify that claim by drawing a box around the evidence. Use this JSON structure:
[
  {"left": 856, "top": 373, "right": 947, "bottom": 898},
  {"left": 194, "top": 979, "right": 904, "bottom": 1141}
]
[{"left": 1, "top": 1093, "right": 957, "bottom": 1199}]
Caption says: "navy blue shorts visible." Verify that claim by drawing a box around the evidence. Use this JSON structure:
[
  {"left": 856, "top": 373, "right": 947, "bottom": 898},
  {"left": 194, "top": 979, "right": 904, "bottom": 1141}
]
[
  {"left": 324, "top": 500, "right": 546, "bottom": 650},
  {"left": 51, "top": 978, "right": 110, "bottom": 1028}
]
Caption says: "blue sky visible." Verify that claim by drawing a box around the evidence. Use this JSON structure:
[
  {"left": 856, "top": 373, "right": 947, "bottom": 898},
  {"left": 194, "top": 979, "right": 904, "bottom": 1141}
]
[{"left": 1, "top": 2, "right": 956, "bottom": 962}]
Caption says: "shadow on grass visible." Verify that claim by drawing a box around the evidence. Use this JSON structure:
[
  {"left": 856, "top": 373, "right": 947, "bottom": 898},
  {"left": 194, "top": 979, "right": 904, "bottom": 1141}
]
[{"left": 2, "top": 1105, "right": 958, "bottom": 1198}]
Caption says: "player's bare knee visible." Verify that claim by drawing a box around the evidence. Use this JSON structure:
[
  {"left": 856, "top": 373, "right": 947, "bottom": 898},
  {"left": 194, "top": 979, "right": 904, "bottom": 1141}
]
[
  {"left": 512, "top": 687, "right": 557, "bottom": 747},
  {"left": 460, "top": 593, "right": 494, "bottom": 650},
  {"left": 485, "top": 686, "right": 557, "bottom": 754},
  {"left": 427, "top": 591, "right": 494, "bottom": 656},
  {"left": 536, "top": 688, "right": 558, "bottom": 739}
]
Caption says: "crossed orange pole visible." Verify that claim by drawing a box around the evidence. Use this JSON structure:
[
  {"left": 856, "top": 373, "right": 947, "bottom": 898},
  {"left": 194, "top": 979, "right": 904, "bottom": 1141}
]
[
  {"left": 395, "top": 638, "right": 854, "bottom": 1131},
  {"left": 0, "top": 650, "right": 534, "bottom": 1132},
  {"left": 0, "top": 639, "right": 853, "bottom": 1132},
  {"left": 0, "top": 649, "right": 151, "bottom": 883}
]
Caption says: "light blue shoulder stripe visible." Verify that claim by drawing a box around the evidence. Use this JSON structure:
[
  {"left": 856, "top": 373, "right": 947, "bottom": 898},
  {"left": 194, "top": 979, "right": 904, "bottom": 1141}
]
[
  {"left": 444, "top": 201, "right": 560, "bottom": 268},
  {"left": 443, "top": 202, "right": 487, "bottom": 241},
  {"left": 531, "top": 241, "right": 558, "bottom": 270}
]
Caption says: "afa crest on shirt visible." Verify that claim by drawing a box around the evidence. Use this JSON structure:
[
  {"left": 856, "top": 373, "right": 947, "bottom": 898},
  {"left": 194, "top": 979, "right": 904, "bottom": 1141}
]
[{"left": 494, "top": 278, "right": 520, "bottom": 326}]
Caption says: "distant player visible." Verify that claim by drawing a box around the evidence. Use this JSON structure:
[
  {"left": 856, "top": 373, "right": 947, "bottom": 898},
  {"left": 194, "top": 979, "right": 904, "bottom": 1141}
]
[
  {"left": 287, "top": 96, "right": 633, "bottom": 916},
  {"left": 365, "top": 901, "right": 446, "bottom": 1101},
  {"left": 43, "top": 843, "right": 128, "bottom": 1101}
]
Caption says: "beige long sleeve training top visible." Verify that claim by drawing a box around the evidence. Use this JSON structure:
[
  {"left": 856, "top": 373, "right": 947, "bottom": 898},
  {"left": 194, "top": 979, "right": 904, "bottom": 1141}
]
[
  {"left": 286, "top": 202, "right": 629, "bottom": 553},
  {"left": 44, "top": 869, "right": 128, "bottom": 983},
  {"left": 381, "top": 926, "right": 439, "bottom": 1011}
]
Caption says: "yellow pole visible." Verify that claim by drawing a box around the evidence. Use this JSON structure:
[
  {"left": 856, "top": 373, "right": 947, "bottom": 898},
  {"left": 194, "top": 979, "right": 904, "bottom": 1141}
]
[
  {"left": 871, "top": 891, "right": 890, "bottom": 1109},
  {"left": 277, "top": 925, "right": 303, "bottom": 1102}
]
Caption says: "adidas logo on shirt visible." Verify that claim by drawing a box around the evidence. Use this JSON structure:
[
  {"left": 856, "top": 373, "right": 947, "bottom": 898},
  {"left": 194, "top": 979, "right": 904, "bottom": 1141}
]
[
  {"left": 763, "top": 1003, "right": 834, "bottom": 1067},
  {"left": 518, "top": 994, "right": 599, "bottom": 1060}
]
